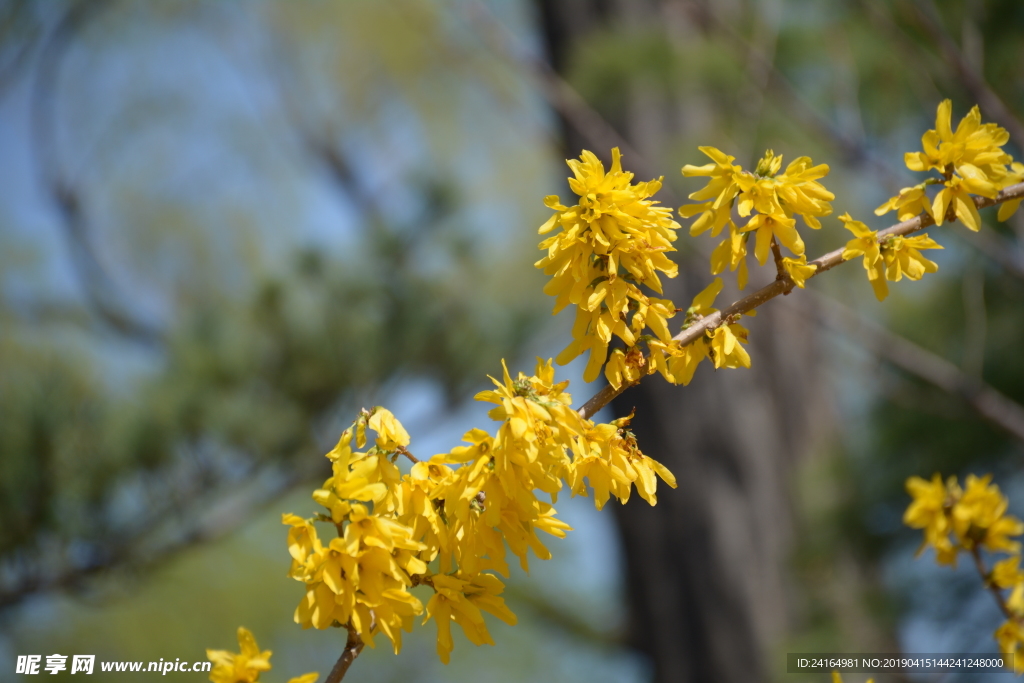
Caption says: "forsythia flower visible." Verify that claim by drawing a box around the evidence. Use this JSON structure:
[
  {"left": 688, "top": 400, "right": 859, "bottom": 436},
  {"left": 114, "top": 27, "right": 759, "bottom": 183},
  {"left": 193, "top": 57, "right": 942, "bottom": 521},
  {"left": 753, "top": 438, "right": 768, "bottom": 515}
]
[
  {"left": 877, "top": 100, "right": 1023, "bottom": 228},
  {"left": 423, "top": 573, "right": 516, "bottom": 664},
  {"left": 646, "top": 278, "right": 752, "bottom": 387},
  {"left": 904, "top": 473, "right": 958, "bottom": 564},
  {"left": 906, "top": 472, "right": 1024, "bottom": 675},
  {"left": 781, "top": 255, "right": 817, "bottom": 288},
  {"left": 206, "top": 627, "right": 317, "bottom": 683},
  {"left": 709, "top": 220, "right": 750, "bottom": 290},
  {"left": 839, "top": 214, "right": 942, "bottom": 301},
  {"left": 904, "top": 473, "right": 1024, "bottom": 564},
  {"left": 282, "top": 361, "right": 676, "bottom": 666},
  {"left": 995, "top": 620, "right": 1024, "bottom": 674},
  {"left": 537, "top": 148, "right": 681, "bottom": 382},
  {"left": 682, "top": 147, "right": 834, "bottom": 287},
  {"left": 874, "top": 182, "right": 932, "bottom": 222},
  {"left": 992, "top": 556, "right": 1024, "bottom": 590}
]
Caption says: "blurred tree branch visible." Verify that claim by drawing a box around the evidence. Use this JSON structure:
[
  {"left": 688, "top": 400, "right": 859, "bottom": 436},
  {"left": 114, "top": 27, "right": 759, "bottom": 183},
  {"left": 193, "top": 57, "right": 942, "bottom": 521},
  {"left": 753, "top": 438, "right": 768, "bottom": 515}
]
[
  {"left": 805, "top": 290, "right": 1024, "bottom": 445},
  {"left": 30, "top": 0, "right": 163, "bottom": 345},
  {"left": 909, "top": 0, "right": 1024, "bottom": 148}
]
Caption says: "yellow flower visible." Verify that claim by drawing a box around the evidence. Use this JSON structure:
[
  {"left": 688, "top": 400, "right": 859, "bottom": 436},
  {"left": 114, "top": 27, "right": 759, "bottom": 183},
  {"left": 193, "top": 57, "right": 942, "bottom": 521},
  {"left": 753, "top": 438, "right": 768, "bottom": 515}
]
[
  {"left": 707, "top": 324, "right": 750, "bottom": 369},
  {"left": 995, "top": 619, "right": 1024, "bottom": 673},
  {"left": 781, "top": 254, "right": 817, "bottom": 288},
  {"left": 839, "top": 214, "right": 883, "bottom": 295},
  {"left": 904, "top": 474, "right": 958, "bottom": 564},
  {"left": 656, "top": 277, "right": 753, "bottom": 385},
  {"left": 997, "top": 162, "right": 1024, "bottom": 221},
  {"left": 680, "top": 146, "right": 743, "bottom": 237},
  {"left": 905, "top": 100, "right": 1014, "bottom": 180},
  {"left": 888, "top": 100, "right": 1020, "bottom": 230},
  {"left": 424, "top": 573, "right": 517, "bottom": 664},
  {"left": 367, "top": 407, "right": 410, "bottom": 451},
  {"left": 932, "top": 175, "right": 983, "bottom": 231},
  {"left": 538, "top": 148, "right": 681, "bottom": 382},
  {"left": 709, "top": 220, "right": 750, "bottom": 290},
  {"left": 682, "top": 147, "right": 832, "bottom": 288},
  {"left": 992, "top": 555, "right": 1024, "bottom": 590},
  {"left": 880, "top": 234, "right": 943, "bottom": 289},
  {"left": 874, "top": 182, "right": 933, "bottom": 222},
  {"left": 605, "top": 347, "right": 646, "bottom": 391},
  {"left": 206, "top": 627, "right": 273, "bottom": 683},
  {"left": 566, "top": 412, "right": 676, "bottom": 509},
  {"left": 952, "top": 474, "right": 1024, "bottom": 554}
]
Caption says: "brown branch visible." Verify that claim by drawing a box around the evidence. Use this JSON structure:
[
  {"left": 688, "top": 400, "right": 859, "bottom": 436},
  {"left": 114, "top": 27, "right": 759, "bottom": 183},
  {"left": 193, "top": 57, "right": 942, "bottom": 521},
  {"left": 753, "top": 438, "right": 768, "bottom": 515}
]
[
  {"left": 577, "top": 182, "right": 1024, "bottom": 420},
  {"left": 30, "top": 0, "right": 162, "bottom": 345},
  {"left": 396, "top": 446, "right": 420, "bottom": 464},
  {"left": 770, "top": 237, "right": 787, "bottom": 282},
  {"left": 804, "top": 290, "right": 1024, "bottom": 445},
  {"left": 969, "top": 546, "right": 1013, "bottom": 622},
  {"left": 324, "top": 623, "right": 364, "bottom": 683}
]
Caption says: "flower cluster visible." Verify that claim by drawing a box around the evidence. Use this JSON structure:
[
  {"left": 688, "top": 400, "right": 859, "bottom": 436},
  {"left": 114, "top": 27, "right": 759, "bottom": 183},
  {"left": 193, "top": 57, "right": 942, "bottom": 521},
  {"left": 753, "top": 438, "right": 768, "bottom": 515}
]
[
  {"left": 905, "top": 473, "right": 1024, "bottom": 671},
  {"left": 602, "top": 278, "right": 752, "bottom": 391},
  {"left": 536, "top": 148, "right": 682, "bottom": 383},
  {"left": 280, "top": 360, "right": 675, "bottom": 664},
  {"left": 681, "top": 147, "right": 834, "bottom": 289},
  {"left": 206, "top": 627, "right": 317, "bottom": 683},
  {"left": 839, "top": 213, "right": 943, "bottom": 301},
  {"left": 877, "top": 100, "right": 1023, "bottom": 229}
]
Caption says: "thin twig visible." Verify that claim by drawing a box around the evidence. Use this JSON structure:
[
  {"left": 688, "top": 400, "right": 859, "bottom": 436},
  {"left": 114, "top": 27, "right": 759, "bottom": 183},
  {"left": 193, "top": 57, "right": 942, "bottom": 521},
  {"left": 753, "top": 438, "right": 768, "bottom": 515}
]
[
  {"left": 396, "top": 446, "right": 420, "bottom": 463},
  {"left": 324, "top": 623, "right": 364, "bottom": 683},
  {"left": 970, "top": 546, "right": 1013, "bottom": 621},
  {"left": 576, "top": 182, "right": 1024, "bottom": 420},
  {"left": 770, "top": 237, "right": 787, "bottom": 282}
]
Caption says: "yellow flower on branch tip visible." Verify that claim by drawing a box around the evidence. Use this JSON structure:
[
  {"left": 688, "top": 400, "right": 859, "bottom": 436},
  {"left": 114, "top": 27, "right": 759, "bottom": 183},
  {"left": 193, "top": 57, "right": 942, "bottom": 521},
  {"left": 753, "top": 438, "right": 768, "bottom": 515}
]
[
  {"left": 897, "top": 100, "right": 1020, "bottom": 232},
  {"left": 781, "top": 255, "right": 817, "bottom": 288},
  {"left": 905, "top": 100, "right": 1014, "bottom": 178},
  {"left": 367, "top": 407, "right": 410, "bottom": 451},
  {"left": 206, "top": 627, "right": 273, "bottom": 683}
]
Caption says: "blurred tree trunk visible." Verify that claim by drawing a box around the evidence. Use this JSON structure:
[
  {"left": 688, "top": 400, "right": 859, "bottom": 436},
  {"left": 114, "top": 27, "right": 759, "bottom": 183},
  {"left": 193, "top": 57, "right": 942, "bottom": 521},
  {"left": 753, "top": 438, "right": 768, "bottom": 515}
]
[{"left": 535, "top": 2, "right": 828, "bottom": 681}]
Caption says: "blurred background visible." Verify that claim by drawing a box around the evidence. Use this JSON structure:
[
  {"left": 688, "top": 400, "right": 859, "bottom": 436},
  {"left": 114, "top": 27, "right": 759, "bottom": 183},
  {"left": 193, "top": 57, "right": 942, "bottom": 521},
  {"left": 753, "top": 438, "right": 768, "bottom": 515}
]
[{"left": 1, "top": 1, "right": 1023, "bottom": 682}]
